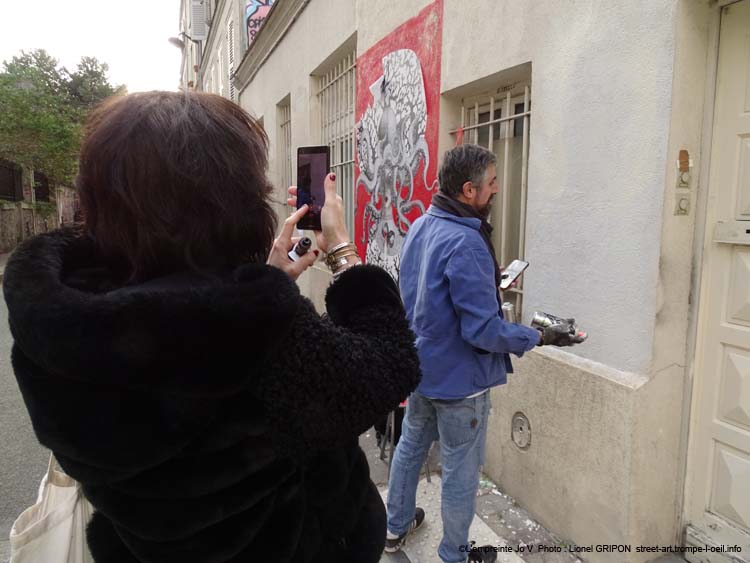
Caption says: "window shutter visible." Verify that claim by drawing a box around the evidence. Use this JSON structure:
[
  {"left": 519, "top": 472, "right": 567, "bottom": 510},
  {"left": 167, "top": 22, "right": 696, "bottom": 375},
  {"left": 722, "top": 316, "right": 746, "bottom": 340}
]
[
  {"left": 227, "top": 21, "right": 236, "bottom": 101},
  {"left": 190, "top": 0, "right": 208, "bottom": 41}
]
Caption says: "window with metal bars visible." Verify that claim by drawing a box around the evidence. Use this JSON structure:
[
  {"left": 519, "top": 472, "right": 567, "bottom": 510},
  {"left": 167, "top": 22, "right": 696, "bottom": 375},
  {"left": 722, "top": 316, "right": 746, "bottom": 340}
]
[
  {"left": 452, "top": 85, "right": 531, "bottom": 318},
  {"left": 277, "top": 99, "right": 292, "bottom": 216},
  {"left": 0, "top": 160, "right": 22, "bottom": 201},
  {"left": 316, "top": 50, "right": 356, "bottom": 233}
]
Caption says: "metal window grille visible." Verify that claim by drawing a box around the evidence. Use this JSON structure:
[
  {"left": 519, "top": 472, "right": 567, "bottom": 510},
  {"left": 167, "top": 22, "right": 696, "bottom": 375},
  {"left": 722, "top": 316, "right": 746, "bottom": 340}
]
[
  {"left": 278, "top": 102, "right": 293, "bottom": 216},
  {"left": 0, "top": 160, "right": 22, "bottom": 201},
  {"left": 317, "top": 50, "right": 356, "bottom": 233},
  {"left": 226, "top": 21, "right": 236, "bottom": 102},
  {"left": 451, "top": 85, "right": 531, "bottom": 317}
]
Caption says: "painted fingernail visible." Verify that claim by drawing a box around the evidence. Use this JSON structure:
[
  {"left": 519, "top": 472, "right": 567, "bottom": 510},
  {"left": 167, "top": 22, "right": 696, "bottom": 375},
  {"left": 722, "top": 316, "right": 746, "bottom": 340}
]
[
  {"left": 329, "top": 173, "right": 336, "bottom": 181},
  {"left": 313, "top": 249, "right": 320, "bottom": 257}
]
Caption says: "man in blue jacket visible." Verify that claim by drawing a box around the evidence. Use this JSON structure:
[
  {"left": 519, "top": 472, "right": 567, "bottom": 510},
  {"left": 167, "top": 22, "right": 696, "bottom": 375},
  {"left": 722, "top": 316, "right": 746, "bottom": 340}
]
[{"left": 385, "top": 144, "right": 580, "bottom": 563}]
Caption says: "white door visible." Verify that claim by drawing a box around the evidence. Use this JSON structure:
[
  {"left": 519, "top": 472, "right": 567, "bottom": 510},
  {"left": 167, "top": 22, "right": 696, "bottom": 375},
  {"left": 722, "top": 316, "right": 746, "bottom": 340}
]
[{"left": 686, "top": 2, "right": 750, "bottom": 562}]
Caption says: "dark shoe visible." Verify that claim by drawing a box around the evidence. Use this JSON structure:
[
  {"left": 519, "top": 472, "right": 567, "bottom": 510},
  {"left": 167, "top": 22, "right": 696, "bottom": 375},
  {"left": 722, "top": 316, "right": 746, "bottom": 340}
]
[
  {"left": 468, "top": 545, "right": 498, "bottom": 562},
  {"left": 384, "top": 507, "right": 425, "bottom": 553}
]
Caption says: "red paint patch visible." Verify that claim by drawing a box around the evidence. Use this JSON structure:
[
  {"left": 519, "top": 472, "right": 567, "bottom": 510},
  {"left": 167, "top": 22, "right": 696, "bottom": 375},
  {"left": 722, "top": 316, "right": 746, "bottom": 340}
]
[{"left": 354, "top": 0, "right": 443, "bottom": 262}]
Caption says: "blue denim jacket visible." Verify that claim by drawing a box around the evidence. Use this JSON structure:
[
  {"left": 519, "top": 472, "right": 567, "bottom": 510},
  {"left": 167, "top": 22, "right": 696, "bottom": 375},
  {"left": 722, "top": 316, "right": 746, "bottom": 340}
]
[{"left": 399, "top": 206, "right": 541, "bottom": 399}]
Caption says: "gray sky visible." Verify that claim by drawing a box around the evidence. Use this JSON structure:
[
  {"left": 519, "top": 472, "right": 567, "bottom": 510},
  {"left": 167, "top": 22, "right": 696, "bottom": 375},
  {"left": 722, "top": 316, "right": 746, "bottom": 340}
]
[{"left": 0, "top": 0, "right": 183, "bottom": 92}]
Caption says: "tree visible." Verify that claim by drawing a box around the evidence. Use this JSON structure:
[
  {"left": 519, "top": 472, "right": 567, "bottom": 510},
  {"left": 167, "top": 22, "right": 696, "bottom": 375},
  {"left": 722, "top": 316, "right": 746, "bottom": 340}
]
[
  {"left": 67, "top": 57, "right": 123, "bottom": 111},
  {"left": 0, "top": 49, "right": 123, "bottom": 184},
  {"left": 0, "top": 50, "right": 80, "bottom": 182},
  {"left": 2, "top": 49, "right": 70, "bottom": 99}
]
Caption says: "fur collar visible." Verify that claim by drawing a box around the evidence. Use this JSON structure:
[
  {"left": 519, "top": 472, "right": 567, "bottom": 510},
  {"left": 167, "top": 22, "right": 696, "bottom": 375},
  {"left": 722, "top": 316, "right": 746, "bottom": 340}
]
[{"left": 3, "top": 228, "right": 300, "bottom": 398}]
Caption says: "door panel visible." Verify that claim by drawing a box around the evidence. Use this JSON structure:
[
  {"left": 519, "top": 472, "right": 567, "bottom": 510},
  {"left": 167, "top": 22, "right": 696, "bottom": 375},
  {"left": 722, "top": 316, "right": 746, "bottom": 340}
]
[
  {"left": 727, "top": 248, "right": 750, "bottom": 325},
  {"left": 738, "top": 137, "right": 750, "bottom": 218},
  {"left": 717, "top": 346, "right": 750, "bottom": 429},
  {"left": 687, "top": 1, "right": 750, "bottom": 560},
  {"left": 710, "top": 445, "right": 750, "bottom": 529}
]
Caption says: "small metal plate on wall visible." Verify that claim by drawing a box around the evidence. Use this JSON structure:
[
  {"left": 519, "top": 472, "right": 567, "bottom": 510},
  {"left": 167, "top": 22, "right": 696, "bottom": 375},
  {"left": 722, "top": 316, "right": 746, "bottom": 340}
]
[{"left": 511, "top": 412, "right": 531, "bottom": 450}]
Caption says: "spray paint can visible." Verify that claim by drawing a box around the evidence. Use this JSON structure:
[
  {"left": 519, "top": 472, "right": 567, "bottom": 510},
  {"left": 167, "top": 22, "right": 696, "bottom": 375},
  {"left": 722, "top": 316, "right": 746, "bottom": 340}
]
[
  {"left": 530, "top": 311, "right": 573, "bottom": 330},
  {"left": 501, "top": 302, "right": 516, "bottom": 324},
  {"left": 288, "top": 237, "right": 312, "bottom": 261},
  {"left": 531, "top": 311, "right": 558, "bottom": 329},
  {"left": 531, "top": 311, "right": 588, "bottom": 342}
]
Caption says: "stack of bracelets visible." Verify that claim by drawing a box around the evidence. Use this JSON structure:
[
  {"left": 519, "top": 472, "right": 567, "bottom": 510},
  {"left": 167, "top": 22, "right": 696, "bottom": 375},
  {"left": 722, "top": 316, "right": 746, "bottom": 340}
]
[{"left": 325, "top": 242, "right": 362, "bottom": 278}]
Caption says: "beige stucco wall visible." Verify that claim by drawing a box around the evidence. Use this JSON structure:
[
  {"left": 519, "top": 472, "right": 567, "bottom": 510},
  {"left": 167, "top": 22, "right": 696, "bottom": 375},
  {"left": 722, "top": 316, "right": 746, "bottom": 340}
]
[
  {"left": 233, "top": 0, "right": 717, "bottom": 559},
  {"left": 355, "top": 0, "right": 434, "bottom": 54},
  {"left": 441, "top": 0, "right": 680, "bottom": 375},
  {"left": 486, "top": 349, "right": 686, "bottom": 562},
  {"left": 238, "top": 0, "right": 356, "bottom": 307},
  {"left": 480, "top": 2, "right": 713, "bottom": 561},
  {"left": 486, "top": 349, "right": 648, "bottom": 547}
]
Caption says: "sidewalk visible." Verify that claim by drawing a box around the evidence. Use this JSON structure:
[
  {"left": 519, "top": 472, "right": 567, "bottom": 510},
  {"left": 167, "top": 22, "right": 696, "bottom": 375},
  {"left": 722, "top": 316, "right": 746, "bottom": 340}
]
[
  {"left": 363, "top": 431, "right": 686, "bottom": 563},
  {"left": 359, "top": 432, "right": 584, "bottom": 563}
]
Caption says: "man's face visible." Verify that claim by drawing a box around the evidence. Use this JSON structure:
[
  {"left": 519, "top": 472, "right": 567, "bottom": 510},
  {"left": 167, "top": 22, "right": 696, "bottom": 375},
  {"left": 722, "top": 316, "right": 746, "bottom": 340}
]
[{"left": 472, "top": 164, "right": 499, "bottom": 219}]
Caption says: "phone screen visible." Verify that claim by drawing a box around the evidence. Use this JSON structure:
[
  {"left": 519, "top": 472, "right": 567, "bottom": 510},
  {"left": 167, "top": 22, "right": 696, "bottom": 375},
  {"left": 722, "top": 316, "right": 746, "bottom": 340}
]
[
  {"left": 499, "top": 259, "right": 529, "bottom": 290},
  {"left": 297, "top": 146, "right": 330, "bottom": 231}
]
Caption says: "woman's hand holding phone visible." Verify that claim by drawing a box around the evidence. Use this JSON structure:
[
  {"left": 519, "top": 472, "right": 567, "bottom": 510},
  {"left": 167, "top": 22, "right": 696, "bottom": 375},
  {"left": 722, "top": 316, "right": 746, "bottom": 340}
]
[
  {"left": 266, "top": 204, "right": 320, "bottom": 280},
  {"left": 287, "top": 173, "right": 350, "bottom": 253}
]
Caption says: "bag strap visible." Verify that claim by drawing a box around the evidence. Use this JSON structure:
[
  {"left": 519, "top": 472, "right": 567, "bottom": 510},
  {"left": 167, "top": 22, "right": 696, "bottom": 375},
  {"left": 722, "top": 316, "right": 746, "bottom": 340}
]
[
  {"left": 45, "top": 452, "right": 76, "bottom": 487},
  {"left": 38, "top": 453, "right": 56, "bottom": 515}
]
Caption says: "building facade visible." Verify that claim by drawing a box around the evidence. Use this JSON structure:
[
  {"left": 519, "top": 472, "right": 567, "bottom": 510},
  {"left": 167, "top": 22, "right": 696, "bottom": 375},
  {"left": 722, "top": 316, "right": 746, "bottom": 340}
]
[
  {"left": 0, "top": 161, "right": 77, "bottom": 253},
  {"left": 176, "top": 0, "right": 275, "bottom": 94},
  {"left": 182, "top": 1, "right": 750, "bottom": 561}
]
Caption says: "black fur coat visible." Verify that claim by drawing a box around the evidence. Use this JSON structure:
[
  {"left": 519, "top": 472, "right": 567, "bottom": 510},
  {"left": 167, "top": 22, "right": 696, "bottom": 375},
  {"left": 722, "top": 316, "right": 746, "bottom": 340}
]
[{"left": 3, "top": 229, "right": 421, "bottom": 563}]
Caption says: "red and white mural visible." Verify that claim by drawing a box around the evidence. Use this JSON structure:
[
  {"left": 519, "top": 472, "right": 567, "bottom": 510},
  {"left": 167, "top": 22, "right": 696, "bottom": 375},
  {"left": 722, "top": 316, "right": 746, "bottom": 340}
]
[{"left": 355, "top": 0, "right": 443, "bottom": 279}]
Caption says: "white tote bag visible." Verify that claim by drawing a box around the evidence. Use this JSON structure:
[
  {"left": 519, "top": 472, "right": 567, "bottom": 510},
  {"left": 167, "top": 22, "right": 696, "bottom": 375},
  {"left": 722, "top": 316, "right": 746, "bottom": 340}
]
[{"left": 9, "top": 453, "right": 95, "bottom": 563}]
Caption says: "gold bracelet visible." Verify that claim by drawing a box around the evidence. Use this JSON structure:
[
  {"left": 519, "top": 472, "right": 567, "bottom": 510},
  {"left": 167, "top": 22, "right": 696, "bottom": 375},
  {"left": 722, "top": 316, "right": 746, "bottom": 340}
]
[
  {"left": 330, "top": 251, "right": 361, "bottom": 272},
  {"left": 331, "top": 250, "right": 359, "bottom": 260},
  {"left": 329, "top": 258, "right": 351, "bottom": 275},
  {"left": 332, "top": 260, "right": 363, "bottom": 280},
  {"left": 329, "top": 245, "right": 357, "bottom": 260},
  {"left": 327, "top": 251, "right": 359, "bottom": 272},
  {"left": 325, "top": 245, "right": 358, "bottom": 269},
  {"left": 330, "top": 252, "right": 357, "bottom": 266},
  {"left": 327, "top": 242, "right": 352, "bottom": 255}
]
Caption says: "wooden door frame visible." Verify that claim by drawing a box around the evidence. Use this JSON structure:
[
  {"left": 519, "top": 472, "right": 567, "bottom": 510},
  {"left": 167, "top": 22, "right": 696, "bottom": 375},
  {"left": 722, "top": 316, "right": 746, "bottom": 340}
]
[{"left": 679, "top": 0, "right": 748, "bottom": 545}]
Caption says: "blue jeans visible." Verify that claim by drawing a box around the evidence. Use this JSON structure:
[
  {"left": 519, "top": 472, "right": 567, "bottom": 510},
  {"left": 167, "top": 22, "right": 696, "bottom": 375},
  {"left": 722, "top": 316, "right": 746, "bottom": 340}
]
[{"left": 386, "top": 391, "right": 491, "bottom": 563}]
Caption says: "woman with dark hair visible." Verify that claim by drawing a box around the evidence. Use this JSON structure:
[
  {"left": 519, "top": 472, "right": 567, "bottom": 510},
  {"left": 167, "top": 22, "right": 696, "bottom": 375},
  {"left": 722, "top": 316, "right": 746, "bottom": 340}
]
[{"left": 3, "top": 91, "right": 420, "bottom": 563}]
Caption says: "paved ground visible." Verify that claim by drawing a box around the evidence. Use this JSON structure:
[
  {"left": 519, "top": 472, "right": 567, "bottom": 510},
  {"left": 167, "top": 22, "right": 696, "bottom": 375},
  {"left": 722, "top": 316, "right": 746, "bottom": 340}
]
[
  {"left": 379, "top": 476, "right": 522, "bottom": 563},
  {"left": 0, "top": 254, "right": 50, "bottom": 563},
  {"left": 360, "top": 430, "right": 585, "bottom": 563}
]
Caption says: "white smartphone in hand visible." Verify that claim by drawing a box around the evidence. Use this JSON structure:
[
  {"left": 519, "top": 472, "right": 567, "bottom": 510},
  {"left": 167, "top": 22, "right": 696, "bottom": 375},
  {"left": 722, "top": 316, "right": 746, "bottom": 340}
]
[{"left": 499, "top": 259, "right": 529, "bottom": 290}]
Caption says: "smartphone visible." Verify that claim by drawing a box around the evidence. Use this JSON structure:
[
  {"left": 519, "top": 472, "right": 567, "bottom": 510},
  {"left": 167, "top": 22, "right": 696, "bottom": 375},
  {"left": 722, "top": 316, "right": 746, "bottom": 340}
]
[
  {"left": 296, "top": 146, "right": 330, "bottom": 231},
  {"left": 499, "top": 259, "right": 529, "bottom": 290}
]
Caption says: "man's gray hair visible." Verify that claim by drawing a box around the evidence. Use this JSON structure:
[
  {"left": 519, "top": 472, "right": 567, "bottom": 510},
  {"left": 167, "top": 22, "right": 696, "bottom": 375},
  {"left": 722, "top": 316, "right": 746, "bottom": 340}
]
[{"left": 437, "top": 144, "right": 497, "bottom": 199}]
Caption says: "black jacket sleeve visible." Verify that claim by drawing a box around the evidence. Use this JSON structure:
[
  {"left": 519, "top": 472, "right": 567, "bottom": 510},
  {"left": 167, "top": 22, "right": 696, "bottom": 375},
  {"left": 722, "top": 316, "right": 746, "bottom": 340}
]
[{"left": 255, "top": 265, "right": 421, "bottom": 455}]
